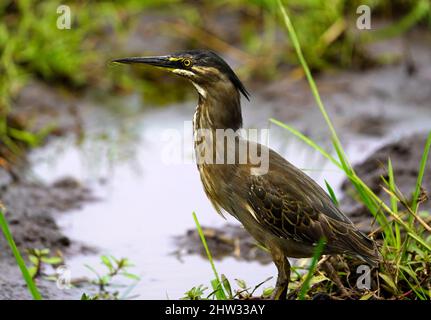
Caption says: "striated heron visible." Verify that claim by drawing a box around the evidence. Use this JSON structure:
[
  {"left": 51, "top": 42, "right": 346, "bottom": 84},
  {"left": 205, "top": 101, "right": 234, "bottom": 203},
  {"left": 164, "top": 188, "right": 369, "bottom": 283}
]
[{"left": 113, "top": 50, "right": 381, "bottom": 299}]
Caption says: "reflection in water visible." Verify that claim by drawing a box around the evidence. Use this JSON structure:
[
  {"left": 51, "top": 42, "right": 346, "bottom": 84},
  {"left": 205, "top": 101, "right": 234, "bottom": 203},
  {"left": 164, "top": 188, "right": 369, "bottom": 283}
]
[{"left": 30, "top": 92, "right": 423, "bottom": 298}]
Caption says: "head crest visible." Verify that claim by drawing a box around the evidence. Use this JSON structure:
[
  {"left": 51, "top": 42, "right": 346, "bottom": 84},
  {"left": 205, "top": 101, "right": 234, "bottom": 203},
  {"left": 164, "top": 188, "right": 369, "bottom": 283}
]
[{"left": 175, "top": 50, "right": 250, "bottom": 101}]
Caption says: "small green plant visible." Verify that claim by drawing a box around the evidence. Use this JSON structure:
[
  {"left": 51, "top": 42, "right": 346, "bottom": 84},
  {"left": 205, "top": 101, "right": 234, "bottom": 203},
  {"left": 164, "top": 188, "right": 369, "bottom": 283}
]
[
  {"left": 27, "top": 248, "right": 63, "bottom": 279},
  {"left": 182, "top": 285, "right": 208, "bottom": 300},
  {"left": 80, "top": 293, "right": 98, "bottom": 300},
  {"left": 83, "top": 255, "right": 140, "bottom": 300},
  {"left": 182, "top": 275, "right": 275, "bottom": 300}
]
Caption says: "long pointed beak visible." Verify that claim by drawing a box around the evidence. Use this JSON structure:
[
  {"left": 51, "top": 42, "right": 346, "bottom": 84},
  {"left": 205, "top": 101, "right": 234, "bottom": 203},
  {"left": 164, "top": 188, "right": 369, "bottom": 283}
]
[{"left": 111, "top": 56, "right": 176, "bottom": 69}]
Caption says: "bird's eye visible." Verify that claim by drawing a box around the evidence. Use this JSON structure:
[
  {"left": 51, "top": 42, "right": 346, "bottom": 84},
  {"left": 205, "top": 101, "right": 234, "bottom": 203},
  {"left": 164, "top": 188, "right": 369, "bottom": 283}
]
[{"left": 183, "top": 59, "right": 192, "bottom": 67}]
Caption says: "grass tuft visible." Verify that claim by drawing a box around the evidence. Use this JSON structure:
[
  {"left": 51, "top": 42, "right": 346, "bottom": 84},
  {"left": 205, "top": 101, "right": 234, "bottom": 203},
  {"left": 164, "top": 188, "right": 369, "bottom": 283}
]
[{"left": 274, "top": 0, "right": 431, "bottom": 299}]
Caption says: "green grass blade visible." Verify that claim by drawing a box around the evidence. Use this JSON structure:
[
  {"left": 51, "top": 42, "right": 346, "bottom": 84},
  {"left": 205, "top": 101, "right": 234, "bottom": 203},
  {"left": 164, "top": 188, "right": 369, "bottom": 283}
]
[
  {"left": 0, "top": 210, "right": 42, "bottom": 300},
  {"left": 210, "top": 279, "right": 226, "bottom": 300},
  {"left": 324, "top": 180, "right": 338, "bottom": 206},
  {"left": 274, "top": 0, "right": 401, "bottom": 232},
  {"left": 298, "top": 238, "right": 325, "bottom": 300},
  {"left": 388, "top": 158, "right": 401, "bottom": 249},
  {"left": 407, "top": 232, "right": 431, "bottom": 251},
  {"left": 398, "top": 266, "right": 427, "bottom": 299},
  {"left": 387, "top": 158, "right": 398, "bottom": 214},
  {"left": 221, "top": 274, "right": 233, "bottom": 299},
  {"left": 269, "top": 118, "right": 341, "bottom": 168},
  {"left": 192, "top": 211, "right": 226, "bottom": 300},
  {"left": 331, "top": 137, "right": 352, "bottom": 174},
  {"left": 275, "top": 0, "right": 399, "bottom": 232},
  {"left": 411, "top": 131, "right": 431, "bottom": 213},
  {"left": 276, "top": 0, "right": 351, "bottom": 171}
]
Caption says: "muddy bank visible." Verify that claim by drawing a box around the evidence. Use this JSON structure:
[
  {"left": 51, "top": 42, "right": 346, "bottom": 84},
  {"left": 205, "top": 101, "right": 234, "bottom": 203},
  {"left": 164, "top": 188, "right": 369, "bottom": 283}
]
[
  {"left": 340, "top": 133, "right": 431, "bottom": 233},
  {"left": 0, "top": 172, "right": 94, "bottom": 299},
  {"left": 0, "top": 83, "right": 94, "bottom": 299},
  {"left": 174, "top": 224, "right": 272, "bottom": 264}
]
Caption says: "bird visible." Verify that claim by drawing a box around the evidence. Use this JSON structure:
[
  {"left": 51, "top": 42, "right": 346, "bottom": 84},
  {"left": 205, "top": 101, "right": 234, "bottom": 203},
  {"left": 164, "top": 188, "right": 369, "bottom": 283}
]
[{"left": 113, "top": 50, "right": 381, "bottom": 299}]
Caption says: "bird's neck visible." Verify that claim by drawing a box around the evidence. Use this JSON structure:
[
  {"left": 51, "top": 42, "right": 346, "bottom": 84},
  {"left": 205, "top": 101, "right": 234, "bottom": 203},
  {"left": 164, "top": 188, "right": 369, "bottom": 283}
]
[{"left": 192, "top": 85, "right": 243, "bottom": 132}]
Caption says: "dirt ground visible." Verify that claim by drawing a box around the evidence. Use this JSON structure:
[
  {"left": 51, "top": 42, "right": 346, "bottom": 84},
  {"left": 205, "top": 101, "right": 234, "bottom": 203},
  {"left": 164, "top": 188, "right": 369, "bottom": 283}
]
[{"left": 0, "top": 170, "right": 95, "bottom": 299}]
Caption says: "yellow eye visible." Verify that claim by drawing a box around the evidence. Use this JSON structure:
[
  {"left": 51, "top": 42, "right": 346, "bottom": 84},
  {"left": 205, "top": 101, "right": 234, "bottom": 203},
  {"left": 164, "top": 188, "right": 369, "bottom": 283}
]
[{"left": 183, "top": 59, "right": 192, "bottom": 67}]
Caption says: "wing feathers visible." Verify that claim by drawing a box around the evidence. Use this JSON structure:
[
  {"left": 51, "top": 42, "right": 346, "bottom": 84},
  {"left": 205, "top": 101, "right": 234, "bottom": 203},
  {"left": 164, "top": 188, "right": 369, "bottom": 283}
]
[{"left": 247, "top": 155, "right": 381, "bottom": 265}]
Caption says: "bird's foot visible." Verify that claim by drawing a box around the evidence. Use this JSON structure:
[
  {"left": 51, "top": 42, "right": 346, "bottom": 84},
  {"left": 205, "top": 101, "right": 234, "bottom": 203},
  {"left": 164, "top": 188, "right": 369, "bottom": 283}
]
[{"left": 270, "top": 283, "right": 288, "bottom": 300}]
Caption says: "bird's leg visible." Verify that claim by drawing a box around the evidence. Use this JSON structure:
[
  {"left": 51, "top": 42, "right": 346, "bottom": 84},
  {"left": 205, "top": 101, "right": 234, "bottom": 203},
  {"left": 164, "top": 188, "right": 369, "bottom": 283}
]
[
  {"left": 270, "top": 247, "right": 291, "bottom": 300},
  {"left": 321, "top": 259, "right": 349, "bottom": 297}
]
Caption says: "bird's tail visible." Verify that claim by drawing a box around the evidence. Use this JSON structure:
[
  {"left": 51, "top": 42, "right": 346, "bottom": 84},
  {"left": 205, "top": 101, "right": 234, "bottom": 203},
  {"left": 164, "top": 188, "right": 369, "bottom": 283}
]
[
  {"left": 329, "top": 225, "right": 382, "bottom": 267},
  {"left": 346, "top": 229, "right": 381, "bottom": 267}
]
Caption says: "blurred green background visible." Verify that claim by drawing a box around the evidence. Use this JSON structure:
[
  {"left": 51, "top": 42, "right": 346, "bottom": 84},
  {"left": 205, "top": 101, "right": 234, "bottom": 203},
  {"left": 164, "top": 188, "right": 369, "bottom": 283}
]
[{"left": 0, "top": 0, "right": 430, "bottom": 155}]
